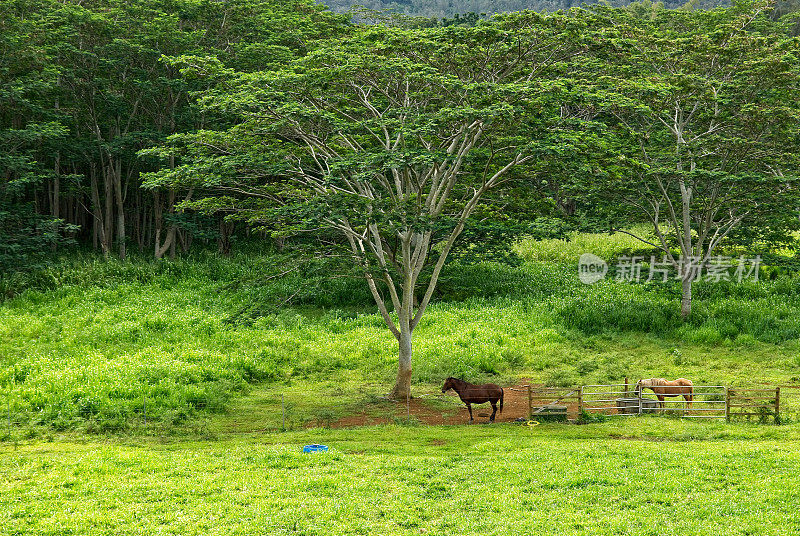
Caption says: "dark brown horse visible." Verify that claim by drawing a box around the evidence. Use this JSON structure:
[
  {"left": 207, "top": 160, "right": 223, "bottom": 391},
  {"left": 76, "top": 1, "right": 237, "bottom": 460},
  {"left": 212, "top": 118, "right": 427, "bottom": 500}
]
[
  {"left": 442, "top": 377, "right": 504, "bottom": 424},
  {"left": 635, "top": 378, "right": 694, "bottom": 411}
]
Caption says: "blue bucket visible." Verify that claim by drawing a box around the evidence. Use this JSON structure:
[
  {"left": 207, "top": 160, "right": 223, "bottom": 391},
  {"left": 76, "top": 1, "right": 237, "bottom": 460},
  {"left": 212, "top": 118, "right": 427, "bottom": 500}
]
[{"left": 302, "top": 444, "right": 329, "bottom": 453}]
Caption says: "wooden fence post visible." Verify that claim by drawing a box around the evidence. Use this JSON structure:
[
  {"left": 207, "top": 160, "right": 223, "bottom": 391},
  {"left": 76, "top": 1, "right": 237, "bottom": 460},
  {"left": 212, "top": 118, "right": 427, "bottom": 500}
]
[
  {"left": 578, "top": 386, "right": 584, "bottom": 416},
  {"left": 625, "top": 377, "right": 629, "bottom": 398},
  {"left": 775, "top": 386, "right": 781, "bottom": 425},
  {"left": 725, "top": 387, "right": 730, "bottom": 423},
  {"left": 527, "top": 385, "right": 532, "bottom": 421}
]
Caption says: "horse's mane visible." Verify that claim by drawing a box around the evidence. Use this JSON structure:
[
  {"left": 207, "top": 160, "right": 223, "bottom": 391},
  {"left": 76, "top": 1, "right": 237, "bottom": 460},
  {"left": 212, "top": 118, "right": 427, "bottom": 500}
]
[
  {"left": 637, "top": 378, "right": 666, "bottom": 388},
  {"left": 649, "top": 378, "right": 667, "bottom": 385}
]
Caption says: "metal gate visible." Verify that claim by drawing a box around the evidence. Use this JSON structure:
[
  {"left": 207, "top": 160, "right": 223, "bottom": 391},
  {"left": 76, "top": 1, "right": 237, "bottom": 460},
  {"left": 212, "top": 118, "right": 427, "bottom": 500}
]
[
  {"left": 526, "top": 383, "right": 783, "bottom": 421},
  {"left": 581, "top": 384, "right": 727, "bottom": 418}
]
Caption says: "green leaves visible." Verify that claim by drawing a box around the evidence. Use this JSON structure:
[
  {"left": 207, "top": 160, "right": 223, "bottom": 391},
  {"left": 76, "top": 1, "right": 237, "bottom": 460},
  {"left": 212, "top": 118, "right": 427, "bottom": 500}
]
[{"left": 583, "top": 2, "right": 800, "bottom": 239}]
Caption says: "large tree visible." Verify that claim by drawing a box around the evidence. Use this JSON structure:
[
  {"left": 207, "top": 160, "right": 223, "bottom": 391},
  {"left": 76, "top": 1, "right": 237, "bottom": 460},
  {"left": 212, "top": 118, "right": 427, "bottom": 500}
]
[
  {"left": 586, "top": 2, "right": 800, "bottom": 317},
  {"left": 144, "top": 12, "right": 594, "bottom": 399}
]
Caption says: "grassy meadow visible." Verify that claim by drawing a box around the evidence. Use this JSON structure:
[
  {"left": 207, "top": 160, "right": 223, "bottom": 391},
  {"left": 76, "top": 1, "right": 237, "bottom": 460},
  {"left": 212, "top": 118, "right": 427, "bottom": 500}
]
[
  {"left": 2, "top": 236, "right": 800, "bottom": 534},
  {"left": 2, "top": 421, "right": 800, "bottom": 535},
  {"left": 2, "top": 236, "right": 800, "bottom": 435}
]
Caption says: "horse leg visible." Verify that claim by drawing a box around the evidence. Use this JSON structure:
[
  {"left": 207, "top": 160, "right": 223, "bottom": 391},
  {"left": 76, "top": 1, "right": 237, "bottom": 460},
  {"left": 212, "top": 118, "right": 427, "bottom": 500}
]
[
  {"left": 466, "top": 403, "right": 473, "bottom": 424},
  {"left": 658, "top": 395, "right": 665, "bottom": 414},
  {"left": 489, "top": 400, "right": 497, "bottom": 423}
]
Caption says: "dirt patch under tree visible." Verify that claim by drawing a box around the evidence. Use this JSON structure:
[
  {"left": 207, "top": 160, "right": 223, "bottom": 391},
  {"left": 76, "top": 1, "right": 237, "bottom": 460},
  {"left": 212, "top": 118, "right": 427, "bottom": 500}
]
[{"left": 330, "top": 381, "right": 542, "bottom": 427}]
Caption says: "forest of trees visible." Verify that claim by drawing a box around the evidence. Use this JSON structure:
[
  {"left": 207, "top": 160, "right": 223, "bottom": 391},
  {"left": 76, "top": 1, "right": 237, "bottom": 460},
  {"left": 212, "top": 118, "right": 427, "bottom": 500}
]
[
  {"left": 140, "top": 1, "right": 800, "bottom": 395},
  {"left": 324, "top": 0, "right": 730, "bottom": 18},
  {"left": 4, "top": 0, "right": 800, "bottom": 272},
  {"left": 3, "top": 0, "right": 800, "bottom": 397},
  {"left": 0, "top": 0, "right": 348, "bottom": 269}
]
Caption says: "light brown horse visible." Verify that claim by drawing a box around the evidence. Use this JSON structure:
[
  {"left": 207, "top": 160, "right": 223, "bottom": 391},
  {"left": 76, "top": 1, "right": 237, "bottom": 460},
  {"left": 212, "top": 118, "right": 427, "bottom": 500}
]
[
  {"left": 442, "top": 377, "right": 504, "bottom": 424},
  {"left": 635, "top": 378, "right": 694, "bottom": 412}
]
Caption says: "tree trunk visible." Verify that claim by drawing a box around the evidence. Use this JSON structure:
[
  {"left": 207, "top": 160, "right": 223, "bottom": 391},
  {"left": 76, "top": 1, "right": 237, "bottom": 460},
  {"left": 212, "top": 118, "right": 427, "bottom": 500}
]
[
  {"left": 178, "top": 228, "right": 192, "bottom": 253},
  {"left": 218, "top": 219, "right": 233, "bottom": 255},
  {"left": 52, "top": 177, "right": 60, "bottom": 219},
  {"left": 103, "top": 163, "right": 113, "bottom": 259},
  {"left": 389, "top": 329, "right": 413, "bottom": 401},
  {"left": 51, "top": 173, "right": 59, "bottom": 252},
  {"left": 90, "top": 164, "right": 110, "bottom": 257},
  {"left": 113, "top": 159, "right": 126, "bottom": 260},
  {"left": 51, "top": 82, "right": 60, "bottom": 252},
  {"left": 169, "top": 231, "right": 176, "bottom": 259},
  {"left": 154, "top": 189, "right": 176, "bottom": 259},
  {"left": 681, "top": 277, "right": 692, "bottom": 319}
]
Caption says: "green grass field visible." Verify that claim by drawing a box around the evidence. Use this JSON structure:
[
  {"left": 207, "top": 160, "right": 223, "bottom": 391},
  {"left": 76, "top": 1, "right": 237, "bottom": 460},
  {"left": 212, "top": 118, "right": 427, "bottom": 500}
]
[
  {"left": 2, "top": 246, "right": 800, "bottom": 434},
  {"left": 2, "top": 420, "right": 800, "bottom": 535},
  {"left": 3, "top": 239, "right": 800, "bottom": 534}
]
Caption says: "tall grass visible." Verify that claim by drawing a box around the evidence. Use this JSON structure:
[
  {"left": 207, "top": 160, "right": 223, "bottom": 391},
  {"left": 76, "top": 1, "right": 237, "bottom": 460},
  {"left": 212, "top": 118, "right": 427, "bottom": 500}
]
[
  {"left": 3, "top": 244, "right": 800, "bottom": 433},
  {"left": 514, "top": 224, "right": 660, "bottom": 264}
]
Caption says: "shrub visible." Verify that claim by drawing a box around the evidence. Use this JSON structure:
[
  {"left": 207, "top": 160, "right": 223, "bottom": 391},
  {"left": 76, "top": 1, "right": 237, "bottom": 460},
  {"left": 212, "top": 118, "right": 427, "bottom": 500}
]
[
  {"left": 545, "top": 368, "right": 578, "bottom": 387},
  {"left": 514, "top": 225, "right": 660, "bottom": 265},
  {"left": 684, "top": 325, "right": 723, "bottom": 345},
  {"left": 5, "top": 239, "right": 800, "bottom": 435},
  {"left": 576, "top": 358, "right": 599, "bottom": 376},
  {"left": 733, "top": 334, "right": 757, "bottom": 347}
]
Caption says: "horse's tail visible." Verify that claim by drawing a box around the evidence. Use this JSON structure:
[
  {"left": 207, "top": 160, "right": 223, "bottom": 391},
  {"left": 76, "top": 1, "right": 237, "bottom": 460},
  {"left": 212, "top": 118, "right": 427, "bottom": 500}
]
[{"left": 499, "top": 387, "right": 504, "bottom": 414}]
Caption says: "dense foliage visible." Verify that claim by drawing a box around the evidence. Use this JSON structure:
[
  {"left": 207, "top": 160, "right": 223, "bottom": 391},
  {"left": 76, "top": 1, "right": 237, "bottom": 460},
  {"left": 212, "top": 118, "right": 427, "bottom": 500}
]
[
  {"left": 572, "top": 3, "right": 800, "bottom": 317},
  {"left": 324, "top": 0, "right": 729, "bottom": 18},
  {"left": 3, "top": 244, "right": 800, "bottom": 433},
  {"left": 0, "top": 0, "right": 348, "bottom": 270},
  {"left": 4, "top": 0, "right": 798, "bottom": 276},
  {"left": 3, "top": 0, "right": 800, "bottom": 408}
]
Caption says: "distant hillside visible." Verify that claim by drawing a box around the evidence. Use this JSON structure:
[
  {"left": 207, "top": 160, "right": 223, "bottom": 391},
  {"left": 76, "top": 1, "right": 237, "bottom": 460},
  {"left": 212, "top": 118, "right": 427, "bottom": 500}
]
[{"left": 320, "top": 0, "right": 729, "bottom": 18}]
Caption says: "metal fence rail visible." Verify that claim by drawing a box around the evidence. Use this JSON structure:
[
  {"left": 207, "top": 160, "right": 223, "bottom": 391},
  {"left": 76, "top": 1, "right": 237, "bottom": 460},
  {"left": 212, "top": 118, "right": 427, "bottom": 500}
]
[
  {"left": 577, "top": 384, "right": 727, "bottom": 418},
  {"left": 580, "top": 384, "right": 637, "bottom": 415},
  {"left": 648, "top": 385, "right": 726, "bottom": 419},
  {"left": 524, "top": 383, "right": 786, "bottom": 421},
  {"left": 643, "top": 385, "right": 726, "bottom": 420}
]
